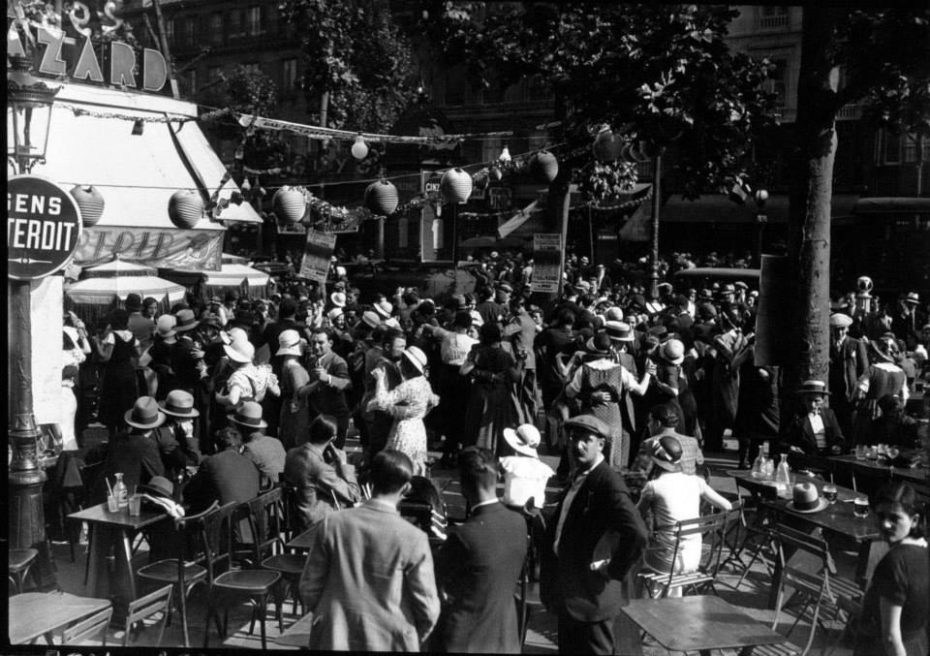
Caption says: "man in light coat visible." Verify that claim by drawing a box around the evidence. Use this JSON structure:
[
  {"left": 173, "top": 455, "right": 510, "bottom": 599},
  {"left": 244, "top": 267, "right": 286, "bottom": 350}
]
[{"left": 299, "top": 449, "right": 440, "bottom": 651}]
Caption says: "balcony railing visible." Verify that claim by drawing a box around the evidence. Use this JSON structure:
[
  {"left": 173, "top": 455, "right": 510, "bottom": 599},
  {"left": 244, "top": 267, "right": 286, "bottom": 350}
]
[{"left": 759, "top": 13, "right": 789, "bottom": 29}]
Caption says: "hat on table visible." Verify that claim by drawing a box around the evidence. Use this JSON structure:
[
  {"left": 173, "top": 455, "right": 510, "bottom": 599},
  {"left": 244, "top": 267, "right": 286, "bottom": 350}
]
[
  {"left": 788, "top": 481, "right": 829, "bottom": 513},
  {"left": 139, "top": 475, "right": 174, "bottom": 499}
]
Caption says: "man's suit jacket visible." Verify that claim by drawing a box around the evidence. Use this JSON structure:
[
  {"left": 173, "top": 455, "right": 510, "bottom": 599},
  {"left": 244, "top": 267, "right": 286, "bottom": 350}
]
[
  {"left": 300, "top": 499, "right": 440, "bottom": 652},
  {"left": 784, "top": 407, "right": 847, "bottom": 456},
  {"left": 541, "top": 460, "right": 648, "bottom": 622},
  {"left": 184, "top": 447, "right": 261, "bottom": 513},
  {"left": 829, "top": 337, "right": 869, "bottom": 403},
  {"left": 94, "top": 431, "right": 165, "bottom": 503},
  {"left": 435, "top": 502, "right": 528, "bottom": 653},
  {"left": 283, "top": 442, "right": 359, "bottom": 532}
]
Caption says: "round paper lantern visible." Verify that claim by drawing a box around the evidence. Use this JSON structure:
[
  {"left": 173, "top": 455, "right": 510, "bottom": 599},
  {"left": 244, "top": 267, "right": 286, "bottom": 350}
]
[
  {"left": 70, "top": 185, "right": 105, "bottom": 227},
  {"left": 365, "top": 179, "right": 399, "bottom": 216},
  {"left": 530, "top": 150, "right": 559, "bottom": 183},
  {"left": 350, "top": 134, "right": 369, "bottom": 160},
  {"left": 273, "top": 186, "right": 306, "bottom": 224},
  {"left": 440, "top": 168, "right": 473, "bottom": 204},
  {"left": 592, "top": 127, "right": 623, "bottom": 163},
  {"left": 168, "top": 190, "right": 204, "bottom": 229}
]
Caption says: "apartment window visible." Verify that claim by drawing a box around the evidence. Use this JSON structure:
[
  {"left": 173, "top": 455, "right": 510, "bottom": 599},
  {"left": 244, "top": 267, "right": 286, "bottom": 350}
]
[
  {"left": 764, "top": 58, "right": 788, "bottom": 110},
  {"left": 760, "top": 6, "right": 789, "bottom": 29},
  {"left": 247, "top": 6, "right": 262, "bottom": 36},
  {"left": 209, "top": 13, "right": 223, "bottom": 44},
  {"left": 228, "top": 9, "right": 241, "bottom": 36},
  {"left": 282, "top": 58, "right": 298, "bottom": 94}
]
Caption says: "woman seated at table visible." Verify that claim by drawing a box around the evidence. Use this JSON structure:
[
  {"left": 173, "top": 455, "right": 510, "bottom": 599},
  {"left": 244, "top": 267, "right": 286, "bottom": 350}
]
[
  {"left": 636, "top": 435, "right": 732, "bottom": 597},
  {"left": 782, "top": 380, "right": 846, "bottom": 456},
  {"left": 865, "top": 395, "right": 921, "bottom": 450},
  {"left": 852, "top": 481, "right": 928, "bottom": 656}
]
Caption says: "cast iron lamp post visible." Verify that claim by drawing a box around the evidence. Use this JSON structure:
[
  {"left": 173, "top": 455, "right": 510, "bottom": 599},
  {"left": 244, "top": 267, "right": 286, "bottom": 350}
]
[
  {"left": 753, "top": 188, "right": 769, "bottom": 266},
  {"left": 8, "top": 54, "right": 61, "bottom": 576}
]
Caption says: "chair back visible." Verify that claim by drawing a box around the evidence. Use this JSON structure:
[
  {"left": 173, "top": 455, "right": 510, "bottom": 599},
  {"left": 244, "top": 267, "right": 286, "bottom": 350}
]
[
  {"left": 173, "top": 501, "right": 236, "bottom": 584},
  {"left": 123, "top": 584, "right": 173, "bottom": 647},
  {"left": 279, "top": 480, "right": 301, "bottom": 542},
  {"left": 61, "top": 606, "right": 113, "bottom": 646},
  {"left": 239, "top": 487, "right": 285, "bottom": 563},
  {"left": 673, "top": 510, "right": 729, "bottom": 577}
]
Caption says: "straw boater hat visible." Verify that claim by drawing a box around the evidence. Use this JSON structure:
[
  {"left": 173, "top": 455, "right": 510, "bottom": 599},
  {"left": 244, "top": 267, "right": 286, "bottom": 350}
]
[
  {"left": 159, "top": 389, "right": 200, "bottom": 418},
  {"left": 661, "top": 338, "right": 685, "bottom": 365},
  {"left": 788, "top": 481, "right": 829, "bottom": 513},
  {"left": 326, "top": 307, "right": 344, "bottom": 322},
  {"left": 904, "top": 292, "right": 920, "bottom": 305},
  {"left": 330, "top": 291, "right": 347, "bottom": 308},
  {"left": 829, "top": 313, "right": 853, "bottom": 328},
  {"left": 124, "top": 396, "right": 166, "bottom": 430},
  {"left": 796, "top": 380, "right": 830, "bottom": 396},
  {"left": 605, "top": 320, "right": 634, "bottom": 342},
  {"left": 174, "top": 308, "right": 199, "bottom": 332},
  {"left": 228, "top": 401, "right": 267, "bottom": 430},
  {"left": 503, "top": 424, "right": 542, "bottom": 457},
  {"left": 403, "top": 346, "right": 428, "bottom": 373},
  {"left": 224, "top": 338, "right": 255, "bottom": 364},
  {"left": 361, "top": 310, "right": 382, "bottom": 329},
  {"left": 277, "top": 329, "right": 303, "bottom": 357},
  {"left": 373, "top": 299, "right": 393, "bottom": 319},
  {"left": 651, "top": 435, "right": 683, "bottom": 472}
]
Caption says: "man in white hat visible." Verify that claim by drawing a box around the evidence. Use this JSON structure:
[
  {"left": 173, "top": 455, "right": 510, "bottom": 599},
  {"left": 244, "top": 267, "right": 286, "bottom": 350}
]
[{"left": 829, "top": 312, "right": 869, "bottom": 439}]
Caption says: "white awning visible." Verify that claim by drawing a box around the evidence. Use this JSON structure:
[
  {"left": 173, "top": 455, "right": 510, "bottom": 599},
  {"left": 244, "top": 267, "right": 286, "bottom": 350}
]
[{"left": 31, "top": 82, "right": 260, "bottom": 228}]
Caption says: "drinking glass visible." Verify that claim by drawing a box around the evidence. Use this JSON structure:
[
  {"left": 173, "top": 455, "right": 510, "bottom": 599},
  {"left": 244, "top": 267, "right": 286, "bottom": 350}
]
[
  {"left": 822, "top": 483, "right": 838, "bottom": 504},
  {"left": 853, "top": 497, "right": 870, "bottom": 518},
  {"left": 106, "top": 495, "right": 119, "bottom": 513},
  {"left": 129, "top": 494, "right": 142, "bottom": 516},
  {"left": 855, "top": 445, "right": 867, "bottom": 461}
]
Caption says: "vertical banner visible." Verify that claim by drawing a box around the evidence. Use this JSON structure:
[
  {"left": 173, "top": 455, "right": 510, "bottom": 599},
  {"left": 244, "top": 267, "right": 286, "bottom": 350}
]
[
  {"left": 755, "top": 254, "right": 790, "bottom": 367},
  {"left": 299, "top": 229, "right": 337, "bottom": 284},
  {"left": 531, "top": 233, "right": 562, "bottom": 293}
]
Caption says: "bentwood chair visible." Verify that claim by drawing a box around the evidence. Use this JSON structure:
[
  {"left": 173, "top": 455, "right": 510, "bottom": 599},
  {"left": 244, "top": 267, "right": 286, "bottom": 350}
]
[
  {"left": 638, "top": 510, "right": 729, "bottom": 599},
  {"left": 61, "top": 606, "right": 113, "bottom": 646},
  {"left": 122, "top": 584, "right": 173, "bottom": 647},
  {"left": 8, "top": 548, "right": 38, "bottom": 595},
  {"left": 135, "top": 501, "right": 224, "bottom": 648}
]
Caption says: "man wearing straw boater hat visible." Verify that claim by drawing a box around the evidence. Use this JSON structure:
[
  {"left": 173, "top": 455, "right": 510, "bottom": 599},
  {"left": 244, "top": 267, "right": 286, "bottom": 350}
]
[
  {"left": 153, "top": 389, "right": 203, "bottom": 480},
  {"left": 829, "top": 312, "right": 869, "bottom": 440},
  {"left": 228, "top": 401, "right": 285, "bottom": 488},
  {"left": 93, "top": 396, "right": 166, "bottom": 503},
  {"left": 782, "top": 380, "right": 847, "bottom": 456}
]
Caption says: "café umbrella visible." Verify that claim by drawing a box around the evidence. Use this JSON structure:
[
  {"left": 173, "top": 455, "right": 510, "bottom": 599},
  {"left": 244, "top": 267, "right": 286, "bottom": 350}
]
[{"left": 65, "top": 273, "right": 187, "bottom": 324}]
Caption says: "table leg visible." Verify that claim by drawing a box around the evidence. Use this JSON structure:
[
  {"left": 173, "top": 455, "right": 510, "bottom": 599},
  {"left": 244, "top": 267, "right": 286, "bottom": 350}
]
[{"left": 85, "top": 525, "right": 136, "bottom": 623}]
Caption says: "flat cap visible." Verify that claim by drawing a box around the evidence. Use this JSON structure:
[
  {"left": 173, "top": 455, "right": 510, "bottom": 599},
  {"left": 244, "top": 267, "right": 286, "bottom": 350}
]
[{"left": 563, "top": 415, "right": 611, "bottom": 439}]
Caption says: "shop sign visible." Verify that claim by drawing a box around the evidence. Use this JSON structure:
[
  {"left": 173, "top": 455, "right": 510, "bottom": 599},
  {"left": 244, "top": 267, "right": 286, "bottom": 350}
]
[
  {"left": 73, "top": 225, "right": 224, "bottom": 271},
  {"left": 488, "top": 187, "right": 512, "bottom": 210},
  {"left": 7, "top": 1, "right": 169, "bottom": 94},
  {"left": 299, "top": 229, "right": 337, "bottom": 284},
  {"left": 7, "top": 175, "right": 82, "bottom": 280},
  {"left": 531, "top": 233, "right": 562, "bottom": 294}
]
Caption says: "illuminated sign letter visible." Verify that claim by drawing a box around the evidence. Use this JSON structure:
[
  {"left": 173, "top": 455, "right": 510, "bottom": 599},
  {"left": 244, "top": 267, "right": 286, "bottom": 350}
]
[
  {"left": 109, "top": 41, "right": 137, "bottom": 88},
  {"left": 37, "top": 27, "right": 68, "bottom": 76},
  {"left": 72, "top": 37, "right": 104, "bottom": 82},
  {"left": 142, "top": 48, "right": 167, "bottom": 92},
  {"left": 7, "top": 28, "right": 28, "bottom": 58}
]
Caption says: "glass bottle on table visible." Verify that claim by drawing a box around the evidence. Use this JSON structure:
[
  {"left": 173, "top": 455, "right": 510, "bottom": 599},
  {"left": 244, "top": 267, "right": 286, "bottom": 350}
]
[
  {"left": 113, "top": 472, "right": 129, "bottom": 509},
  {"left": 751, "top": 443, "right": 768, "bottom": 479},
  {"left": 774, "top": 453, "right": 791, "bottom": 493}
]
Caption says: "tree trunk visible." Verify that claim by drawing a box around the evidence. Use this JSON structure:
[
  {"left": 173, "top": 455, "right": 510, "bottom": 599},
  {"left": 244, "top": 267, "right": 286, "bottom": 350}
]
[{"left": 786, "top": 7, "right": 840, "bottom": 402}]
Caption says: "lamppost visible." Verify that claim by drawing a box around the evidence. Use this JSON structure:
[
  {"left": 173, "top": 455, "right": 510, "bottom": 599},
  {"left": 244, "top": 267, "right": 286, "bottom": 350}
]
[
  {"left": 8, "top": 54, "right": 61, "bottom": 578},
  {"left": 753, "top": 188, "right": 769, "bottom": 266}
]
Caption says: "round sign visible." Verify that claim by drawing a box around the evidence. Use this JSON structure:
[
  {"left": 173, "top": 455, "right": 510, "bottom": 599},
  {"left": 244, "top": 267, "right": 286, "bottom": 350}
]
[{"left": 7, "top": 175, "right": 83, "bottom": 280}]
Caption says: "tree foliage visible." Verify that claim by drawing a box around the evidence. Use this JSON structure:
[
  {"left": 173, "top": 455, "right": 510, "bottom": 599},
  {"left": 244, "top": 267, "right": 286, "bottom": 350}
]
[
  {"left": 424, "top": 2, "right": 779, "bottom": 199},
  {"left": 280, "top": 0, "right": 421, "bottom": 132}
]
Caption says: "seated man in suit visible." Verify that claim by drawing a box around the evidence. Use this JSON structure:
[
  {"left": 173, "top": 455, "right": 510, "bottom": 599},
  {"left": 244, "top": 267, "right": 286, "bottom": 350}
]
[
  {"left": 184, "top": 426, "right": 261, "bottom": 513},
  {"left": 783, "top": 380, "right": 847, "bottom": 456},
  {"left": 283, "top": 414, "right": 360, "bottom": 532},
  {"left": 434, "top": 446, "right": 528, "bottom": 653}
]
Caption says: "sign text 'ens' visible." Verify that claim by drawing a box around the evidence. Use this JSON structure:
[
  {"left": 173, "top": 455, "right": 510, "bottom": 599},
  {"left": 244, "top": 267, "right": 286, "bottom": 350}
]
[{"left": 7, "top": 176, "right": 82, "bottom": 280}]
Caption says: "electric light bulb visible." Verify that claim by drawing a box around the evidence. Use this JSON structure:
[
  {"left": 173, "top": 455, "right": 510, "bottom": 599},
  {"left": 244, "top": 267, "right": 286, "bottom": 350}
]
[{"left": 351, "top": 134, "right": 369, "bottom": 160}]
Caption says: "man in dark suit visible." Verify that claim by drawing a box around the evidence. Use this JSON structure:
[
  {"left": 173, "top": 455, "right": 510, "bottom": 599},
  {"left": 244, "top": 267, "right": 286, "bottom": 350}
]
[
  {"left": 93, "top": 396, "right": 166, "bottom": 503},
  {"left": 434, "top": 447, "right": 528, "bottom": 653},
  {"left": 829, "top": 313, "right": 869, "bottom": 439},
  {"left": 541, "top": 414, "right": 648, "bottom": 654},
  {"left": 184, "top": 426, "right": 260, "bottom": 513},
  {"left": 782, "top": 380, "right": 847, "bottom": 456}
]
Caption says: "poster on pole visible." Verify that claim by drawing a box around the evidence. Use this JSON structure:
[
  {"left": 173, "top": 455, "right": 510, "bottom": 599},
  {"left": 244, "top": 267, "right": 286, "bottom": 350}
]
[
  {"left": 531, "top": 233, "right": 562, "bottom": 293},
  {"left": 299, "top": 229, "right": 337, "bottom": 283}
]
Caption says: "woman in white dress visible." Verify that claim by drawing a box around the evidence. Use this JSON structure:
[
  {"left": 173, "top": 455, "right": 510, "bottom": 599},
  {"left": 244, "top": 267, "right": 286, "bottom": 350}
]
[{"left": 370, "top": 346, "right": 439, "bottom": 476}]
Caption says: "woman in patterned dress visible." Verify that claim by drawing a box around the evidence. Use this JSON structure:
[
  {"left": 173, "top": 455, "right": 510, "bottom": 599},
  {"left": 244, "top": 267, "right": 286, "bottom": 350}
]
[
  {"left": 853, "top": 333, "right": 909, "bottom": 446},
  {"left": 370, "top": 346, "right": 439, "bottom": 476}
]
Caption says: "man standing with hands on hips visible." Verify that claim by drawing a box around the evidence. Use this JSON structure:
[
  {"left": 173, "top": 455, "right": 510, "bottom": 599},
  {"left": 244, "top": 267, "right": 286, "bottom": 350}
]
[{"left": 540, "top": 414, "right": 648, "bottom": 654}]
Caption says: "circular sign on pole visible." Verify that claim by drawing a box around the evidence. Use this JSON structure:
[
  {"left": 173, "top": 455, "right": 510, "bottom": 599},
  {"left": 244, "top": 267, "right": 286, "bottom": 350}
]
[{"left": 7, "top": 175, "right": 83, "bottom": 280}]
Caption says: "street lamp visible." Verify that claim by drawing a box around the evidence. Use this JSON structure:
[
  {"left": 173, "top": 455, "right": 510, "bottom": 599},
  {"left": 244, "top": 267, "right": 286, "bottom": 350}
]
[
  {"left": 8, "top": 55, "right": 61, "bottom": 174},
  {"left": 8, "top": 54, "right": 61, "bottom": 583},
  {"left": 753, "top": 188, "right": 769, "bottom": 266}
]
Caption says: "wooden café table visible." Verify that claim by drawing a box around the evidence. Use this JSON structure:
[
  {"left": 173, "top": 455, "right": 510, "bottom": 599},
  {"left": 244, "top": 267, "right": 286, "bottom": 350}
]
[
  {"left": 621, "top": 595, "right": 785, "bottom": 655},
  {"left": 829, "top": 453, "right": 929, "bottom": 488},
  {"left": 67, "top": 501, "right": 170, "bottom": 621},
  {"left": 8, "top": 591, "right": 111, "bottom": 645}
]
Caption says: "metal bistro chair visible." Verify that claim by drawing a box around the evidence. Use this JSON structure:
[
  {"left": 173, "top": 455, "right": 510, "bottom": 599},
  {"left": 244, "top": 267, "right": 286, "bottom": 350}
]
[
  {"left": 753, "top": 523, "right": 862, "bottom": 656},
  {"left": 122, "top": 584, "right": 173, "bottom": 647},
  {"left": 61, "top": 606, "right": 114, "bottom": 646},
  {"left": 638, "top": 510, "right": 729, "bottom": 599},
  {"left": 727, "top": 476, "right": 779, "bottom": 589},
  {"left": 8, "top": 548, "right": 39, "bottom": 595},
  {"left": 135, "top": 501, "right": 224, "bottom": 648}
]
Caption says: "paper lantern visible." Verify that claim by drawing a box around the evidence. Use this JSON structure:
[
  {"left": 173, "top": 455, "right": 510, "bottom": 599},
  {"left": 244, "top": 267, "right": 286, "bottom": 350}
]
[
  {"left": 365, "top": 179, "right": 399, "bottom": 216},
  {"left": 351, "top": 134, "right": 369, "bottom": 160},
  {"left": 440, "top": 168, "right": 473, "bottom": 204},
  {"left": 530, "top": 150, "right": 559, "bottom": 183},
  {"left": 168, "top": 190, "right": 204, "bottom": 229},
  {"left": 273, "top": 186, "right": 306, "bottom": 224},
  {"left": 70, "top": 185, "right": 105, "bottom": 227},
  {"left": 592, "top": 127, "right": 623, "bottom": 163}
]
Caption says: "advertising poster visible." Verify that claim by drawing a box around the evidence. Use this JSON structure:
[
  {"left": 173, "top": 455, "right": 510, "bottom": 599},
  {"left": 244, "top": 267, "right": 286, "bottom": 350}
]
[
  {"left": 531, "top": 233, "right": 562, "bottom": 293},
  {"left": 300, "top": 229, "right": 337, "bottom": 283}
]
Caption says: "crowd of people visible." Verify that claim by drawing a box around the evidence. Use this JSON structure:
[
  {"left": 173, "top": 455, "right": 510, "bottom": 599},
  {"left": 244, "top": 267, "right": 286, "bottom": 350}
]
[{"left": 50, "top": 247, "right": 929, "bottom": 654}]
